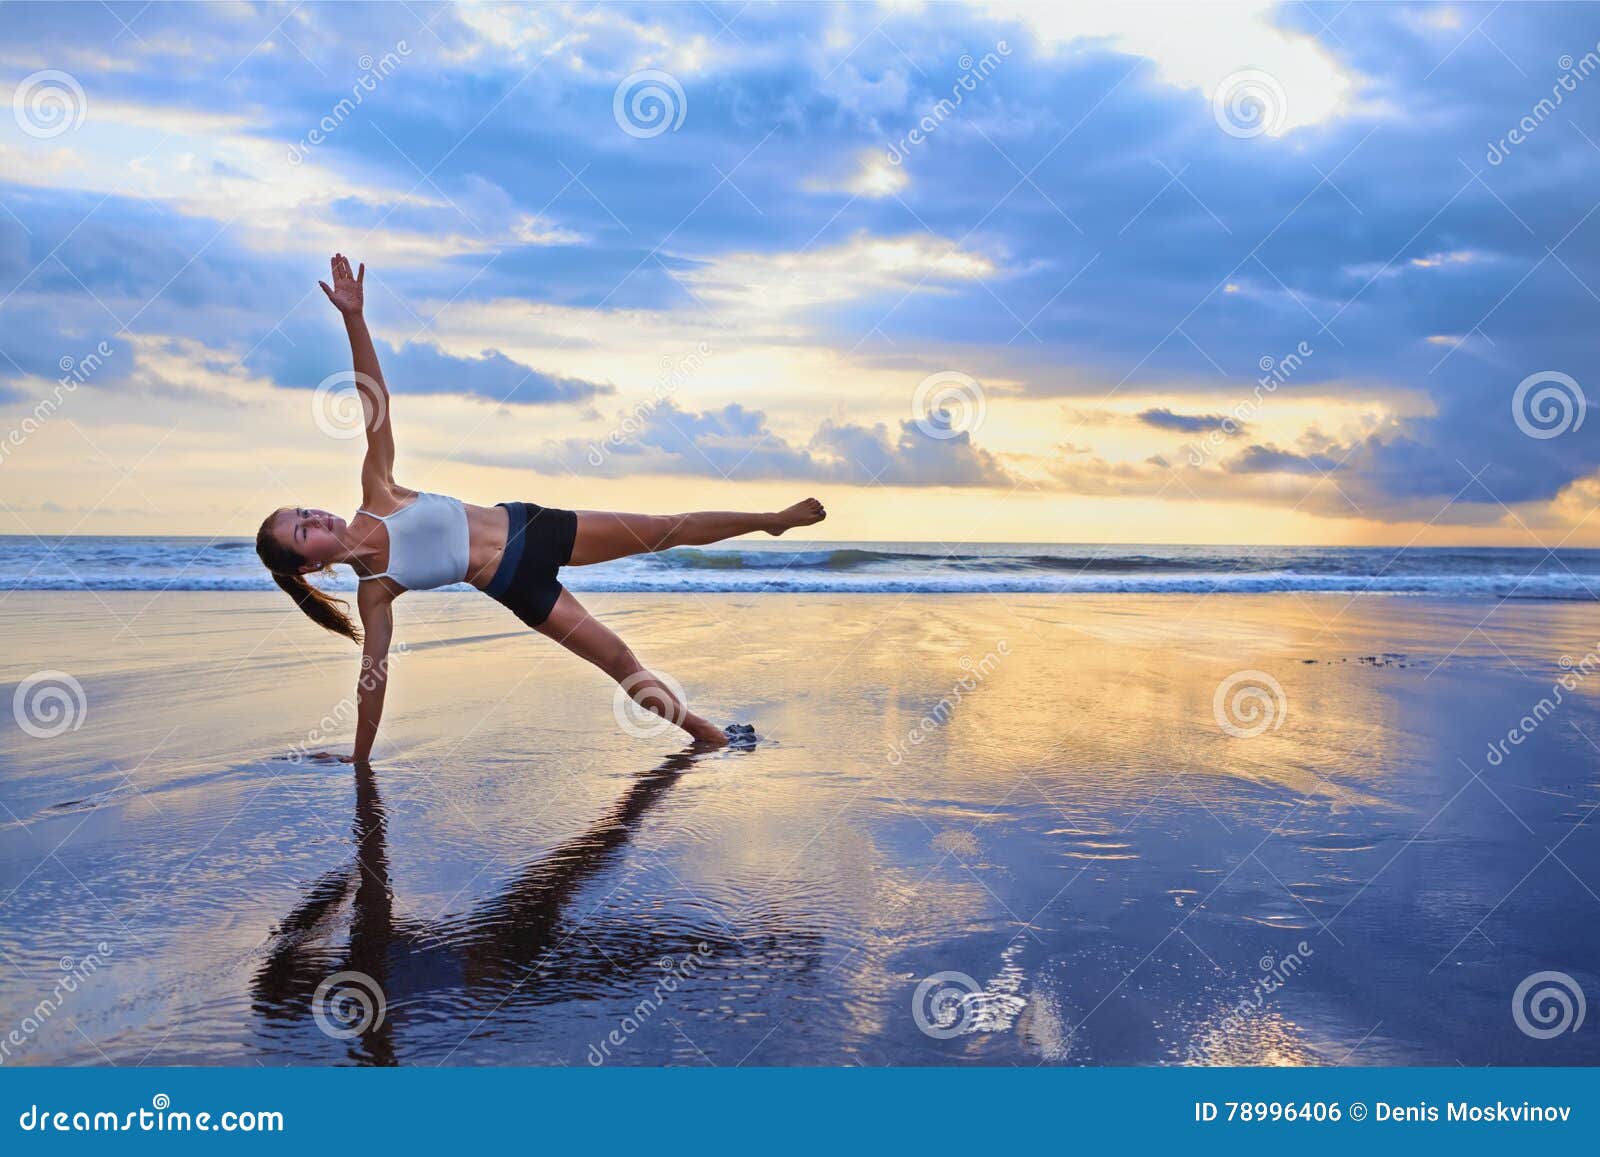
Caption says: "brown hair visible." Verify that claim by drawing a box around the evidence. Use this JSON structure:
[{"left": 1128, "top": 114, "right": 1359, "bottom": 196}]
[{"left": 255, "top": 511, "right": 362, "bottom": 644}]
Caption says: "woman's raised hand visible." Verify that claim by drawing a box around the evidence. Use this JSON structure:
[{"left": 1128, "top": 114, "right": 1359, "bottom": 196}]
[{"left": 318, "top": 252, "right": 365, "bottom": 317}]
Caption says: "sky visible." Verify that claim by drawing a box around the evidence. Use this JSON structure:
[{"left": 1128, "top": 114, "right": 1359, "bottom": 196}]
[{"left": 1, "top": 0, "right": 1599, "bottom": 545}]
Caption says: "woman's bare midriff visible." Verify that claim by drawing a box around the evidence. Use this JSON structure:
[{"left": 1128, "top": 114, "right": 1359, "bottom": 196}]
[{"left": 462, "top": 501, "right": 512, "bottom": 590}]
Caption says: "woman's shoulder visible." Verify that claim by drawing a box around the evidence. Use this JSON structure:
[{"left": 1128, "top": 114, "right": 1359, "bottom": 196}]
[
  {"left": 358, "top": 482, "right": 418, "bottom": 517},
  {"left": 356, "top": 575, "right": 401, "bottom": 610}
]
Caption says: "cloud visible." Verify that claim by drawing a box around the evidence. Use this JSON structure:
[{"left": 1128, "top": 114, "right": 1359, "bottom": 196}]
[
  {"left": 246, "top": 320, "right": 615, "bottom": 407},
  {"left": 1224, "top": 444, "right": 1342, "bottom": 475},
  {"left": 678, "top": 232, "right": 999, "bottom": 323},
  {"left": 4, "top": 0, "right": 1600, "bottom": 536},
  {"left": 990, "top": 0, "right": 1359, "bottom": 135},
  {"left": 808, "top": 410, "right": 1014, "bottom": 486},
  {"left": 509, "top": 399, "right": 1012, "bottom": 487},
  {"left": 807, "top": 149, "right": 911, "bottom": 198},
  {"left": 1137, "top": 406, "right": 1244, "bottom": 434}
]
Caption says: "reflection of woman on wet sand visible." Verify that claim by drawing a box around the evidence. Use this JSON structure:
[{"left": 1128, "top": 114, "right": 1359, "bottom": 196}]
[{"left": 251, "top": 752, "right": 735, "bottom": 1064}]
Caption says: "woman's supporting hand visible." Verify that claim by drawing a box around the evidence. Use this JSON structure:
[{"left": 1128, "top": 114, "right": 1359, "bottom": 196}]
[{"left": 318, "top": 252, "right": 365, "bottom": 317}]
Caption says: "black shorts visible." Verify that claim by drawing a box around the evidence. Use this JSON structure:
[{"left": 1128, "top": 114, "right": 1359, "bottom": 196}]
[{"left": 485, "top": 501, "right": 578, "bottom": 628}]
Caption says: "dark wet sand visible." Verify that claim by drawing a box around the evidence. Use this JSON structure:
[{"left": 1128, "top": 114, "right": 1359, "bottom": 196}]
[{"left": 1, "top": 591, "right": 1598, "bottom": 1066}]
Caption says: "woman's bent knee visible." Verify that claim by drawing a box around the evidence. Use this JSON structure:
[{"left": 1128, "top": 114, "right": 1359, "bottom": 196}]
[{"left": 601, "top": 643, "right": 640, "bottom": 679}]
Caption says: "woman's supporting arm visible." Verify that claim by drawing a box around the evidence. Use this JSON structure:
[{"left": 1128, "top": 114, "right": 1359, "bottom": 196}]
[{"left": 351, "top": 583, "right": 395, "bottom": 763}]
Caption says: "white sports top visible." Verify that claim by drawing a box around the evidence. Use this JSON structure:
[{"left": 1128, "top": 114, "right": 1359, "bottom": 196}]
[{"left": 355, "top": 491, "right": 471, "bottom": 591}]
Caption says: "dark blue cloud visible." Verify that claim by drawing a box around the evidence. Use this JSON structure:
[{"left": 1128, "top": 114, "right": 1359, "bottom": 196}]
[
  {"left": 1226, "top": 444, "right": 1343, "bottom": 476},
  {"left": 246, "top": 316, "right": 613, "bottom": 406},
  {"left": 1139, "top": 407, "right": 1242, "bottom": 434}
]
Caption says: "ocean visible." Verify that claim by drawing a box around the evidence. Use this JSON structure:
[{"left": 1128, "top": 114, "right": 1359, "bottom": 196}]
[{"left": 4, "top": 538, "right": 1600, "bottom": 598}]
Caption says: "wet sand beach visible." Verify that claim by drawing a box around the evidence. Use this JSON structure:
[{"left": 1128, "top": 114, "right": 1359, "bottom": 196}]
[{"left": 2, "top": 592, "right": 1597, "bottom": 1066}]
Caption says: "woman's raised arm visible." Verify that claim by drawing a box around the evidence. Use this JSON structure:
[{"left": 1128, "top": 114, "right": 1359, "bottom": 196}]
[{"left": 319, "top": 253, "right": 396, "bottom": 496}]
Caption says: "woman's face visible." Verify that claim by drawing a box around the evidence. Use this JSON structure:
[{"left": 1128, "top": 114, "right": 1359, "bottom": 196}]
[{"left": 272, "top": 506, "right": 346, "bottom": 569}]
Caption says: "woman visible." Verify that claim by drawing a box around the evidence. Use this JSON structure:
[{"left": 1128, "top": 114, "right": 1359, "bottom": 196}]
[{"left": 255, "top": 254, "right": 825, "bottom": 758}]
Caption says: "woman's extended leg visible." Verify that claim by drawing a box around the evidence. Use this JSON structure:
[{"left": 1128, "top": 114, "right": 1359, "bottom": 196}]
[
  {"left": 568, "top": 497, "right": 825, "bottom": 567},
  {"left": 535, "top": 589, "right": 729, "bottom": 746}
]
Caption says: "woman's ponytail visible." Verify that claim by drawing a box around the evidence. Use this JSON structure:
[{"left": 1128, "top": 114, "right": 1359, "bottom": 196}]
[{"left": 256, "top": 514, "right": 362, "bottom": 644}]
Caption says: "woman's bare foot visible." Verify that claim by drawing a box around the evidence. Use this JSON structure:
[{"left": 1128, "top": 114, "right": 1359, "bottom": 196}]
[
  {"left": 765, "top": 497, "right": 827, "bottom": 535},
  {"left": 686, "top": 717, "right": 730, "bottom": 747}
]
